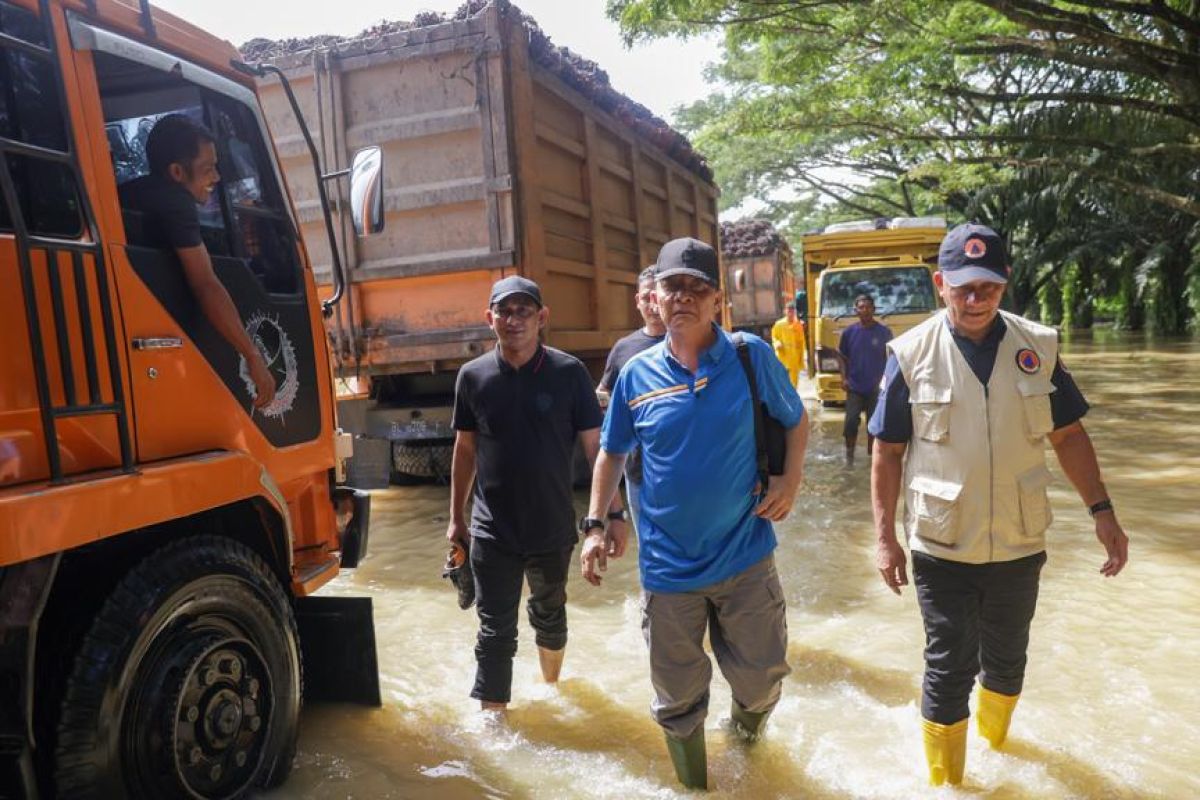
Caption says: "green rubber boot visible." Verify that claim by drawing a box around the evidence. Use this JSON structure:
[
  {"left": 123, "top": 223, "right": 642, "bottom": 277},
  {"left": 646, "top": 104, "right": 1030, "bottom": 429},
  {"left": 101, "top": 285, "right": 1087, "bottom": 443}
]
[
  {"left": 664, "top": 728, "right": 708, "bottom": 790},
  {"left": 730, "top": 703, "right": 771, "bottom": 743}
]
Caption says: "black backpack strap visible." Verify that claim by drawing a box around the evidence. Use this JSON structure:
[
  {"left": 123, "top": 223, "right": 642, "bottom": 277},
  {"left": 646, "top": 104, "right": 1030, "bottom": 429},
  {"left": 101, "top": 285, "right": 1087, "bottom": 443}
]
[{"left": 734, "top": 333, "right": 769, "bottom": 480}]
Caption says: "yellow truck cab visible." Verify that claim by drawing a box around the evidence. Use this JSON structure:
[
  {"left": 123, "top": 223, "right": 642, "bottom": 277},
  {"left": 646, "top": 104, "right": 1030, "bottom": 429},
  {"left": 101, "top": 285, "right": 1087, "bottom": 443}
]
[{"left": 801, "top": 217, "right": 946, "bottom": 404}]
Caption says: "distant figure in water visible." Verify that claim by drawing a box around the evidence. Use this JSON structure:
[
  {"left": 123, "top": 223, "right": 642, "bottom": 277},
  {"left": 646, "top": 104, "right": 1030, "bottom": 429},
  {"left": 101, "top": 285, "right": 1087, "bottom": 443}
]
[
  {"left": 870, "top": 223, "right": 1129, "bottom": 787},
  {"left": 447, "top": 276, "right": 622, "bottom": 711},
  {"left": 583, "top": 238, "right": 810, "bottom": 790}
]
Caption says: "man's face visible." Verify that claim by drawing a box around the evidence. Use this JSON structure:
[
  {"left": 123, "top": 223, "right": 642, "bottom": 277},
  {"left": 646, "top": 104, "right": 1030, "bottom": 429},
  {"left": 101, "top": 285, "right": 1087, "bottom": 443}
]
[
  {"left": 786, "top": 306, "right": 797, "bottom": 323},
  {"left": 653, "top": 275, "right": 719, "bottom": 335},
  {"left": 486, "top": 295, "right": 546, "bottom": 350},
  {"left": 855, "top": 297, "right": 875, "bottom": 324},
  {"left": 635, "top": 278, "right": 661, "bottom": 327},
  {"left": 168, "top": 140, "right": 220, "bottom": 203},
  {"left": 935, "top": 272, "right": 1007, "bottom": 338}
]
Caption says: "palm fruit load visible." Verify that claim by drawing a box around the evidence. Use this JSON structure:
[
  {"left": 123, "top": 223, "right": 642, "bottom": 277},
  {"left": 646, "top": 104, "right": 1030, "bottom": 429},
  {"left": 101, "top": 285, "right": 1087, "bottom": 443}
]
[
  {"left": 720, "top": 218, "right": 791, "bottom": 259},
  {"left": 239, "top": 0, "right": 712, "bottom": 182}
]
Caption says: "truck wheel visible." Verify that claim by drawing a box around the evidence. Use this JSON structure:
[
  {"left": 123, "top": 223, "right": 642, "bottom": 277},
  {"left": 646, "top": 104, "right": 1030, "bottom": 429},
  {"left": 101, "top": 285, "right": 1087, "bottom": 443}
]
[{"left": 53, "top": 536, "right": 301, "bottom": 799}]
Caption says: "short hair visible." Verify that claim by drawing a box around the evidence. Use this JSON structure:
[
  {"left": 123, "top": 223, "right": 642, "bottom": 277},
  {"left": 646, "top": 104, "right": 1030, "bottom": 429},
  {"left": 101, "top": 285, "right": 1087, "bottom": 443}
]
[
  {"left": 854, "top": 293, "right": 875, "bottom": 306},
  {"left": 638, "top": 265, "right": 657, "bottom": 284},
  {"left": 146, "top": 114, "right": 215, "bottom": 177},
  {"left": 785, "top": 301, "right": 796, "bottom": 310}
]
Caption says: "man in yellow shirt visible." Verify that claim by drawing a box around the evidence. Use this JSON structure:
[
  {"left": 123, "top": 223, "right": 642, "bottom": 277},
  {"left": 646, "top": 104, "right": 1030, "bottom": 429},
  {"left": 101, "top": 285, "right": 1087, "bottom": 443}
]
[{"left": 770, "top": 301, "right": 807, "bottom": 387}]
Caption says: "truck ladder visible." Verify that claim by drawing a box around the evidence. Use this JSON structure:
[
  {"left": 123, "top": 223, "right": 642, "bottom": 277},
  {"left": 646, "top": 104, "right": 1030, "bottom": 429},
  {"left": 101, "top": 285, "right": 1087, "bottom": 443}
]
[{"left": 0, "top": 0, "right": 135, "bottom": 482}]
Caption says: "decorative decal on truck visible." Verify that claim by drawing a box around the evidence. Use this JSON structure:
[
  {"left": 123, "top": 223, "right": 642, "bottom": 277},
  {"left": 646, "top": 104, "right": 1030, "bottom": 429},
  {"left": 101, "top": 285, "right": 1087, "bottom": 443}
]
[{"left": 241, "top": 311, "right": 299, "bottom": 418}]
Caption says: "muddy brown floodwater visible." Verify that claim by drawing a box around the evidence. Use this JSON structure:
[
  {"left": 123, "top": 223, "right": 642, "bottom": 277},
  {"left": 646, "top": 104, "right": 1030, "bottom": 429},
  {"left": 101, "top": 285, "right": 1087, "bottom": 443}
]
[{"left": 265, "top": 331, "right": 1199, "bottom": 799}]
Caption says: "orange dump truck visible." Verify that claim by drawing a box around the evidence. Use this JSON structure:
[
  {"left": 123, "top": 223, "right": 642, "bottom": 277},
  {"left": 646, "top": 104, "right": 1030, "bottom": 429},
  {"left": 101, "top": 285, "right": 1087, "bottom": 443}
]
[
  {"left": 0, "top": 1, "right": 383, "bottom": 796},
  {"left": 720, "top": 218, "right": 796, "bottom": 339},
  {"left": 250, "top": 0, "right": 721, "bottom": 484}
]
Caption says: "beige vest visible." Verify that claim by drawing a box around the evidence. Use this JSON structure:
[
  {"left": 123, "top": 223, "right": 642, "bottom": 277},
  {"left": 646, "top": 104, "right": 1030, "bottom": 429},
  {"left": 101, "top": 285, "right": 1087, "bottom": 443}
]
[{"left": 889, "top": 310, "right": 1059, "bottom": 564}]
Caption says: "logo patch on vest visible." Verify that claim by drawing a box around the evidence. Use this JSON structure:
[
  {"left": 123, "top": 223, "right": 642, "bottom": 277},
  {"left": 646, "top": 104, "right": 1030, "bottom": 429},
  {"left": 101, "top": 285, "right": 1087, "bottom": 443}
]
[{"left": 1016, "top": 348, "right": 1041, "bottom": 374}]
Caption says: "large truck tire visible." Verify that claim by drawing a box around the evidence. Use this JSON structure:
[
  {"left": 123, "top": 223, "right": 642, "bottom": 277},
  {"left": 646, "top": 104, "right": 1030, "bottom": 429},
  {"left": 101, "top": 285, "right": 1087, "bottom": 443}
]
[
  {"left": 53, "top": 536, "right": 301, "bottom": 799},
  {"left": 391, "top": 441, "right": 452, "bottom": 484}
]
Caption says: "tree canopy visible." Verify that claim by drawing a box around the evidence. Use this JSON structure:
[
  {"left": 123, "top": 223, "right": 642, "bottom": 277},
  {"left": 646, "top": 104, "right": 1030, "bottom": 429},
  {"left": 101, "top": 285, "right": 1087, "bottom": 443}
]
[{"left": 608, "top": 0, "right": 1200, "bottom": 331}]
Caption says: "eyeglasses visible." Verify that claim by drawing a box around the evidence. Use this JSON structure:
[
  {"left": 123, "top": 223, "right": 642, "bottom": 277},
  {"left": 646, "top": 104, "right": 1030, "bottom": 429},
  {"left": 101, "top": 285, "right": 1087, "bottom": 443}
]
[
  {"left": 657, "top": 278, "right": 715, "bottom": 299},
  {"left": 491, "top": 304, "right": 538, "bottom": 320}
]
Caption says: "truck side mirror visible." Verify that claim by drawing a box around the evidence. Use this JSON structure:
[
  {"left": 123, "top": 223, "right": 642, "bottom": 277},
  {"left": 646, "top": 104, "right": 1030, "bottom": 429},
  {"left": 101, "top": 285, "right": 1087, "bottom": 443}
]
[{"left": 349, "top": 146, "right": 384, "bottom": 236}]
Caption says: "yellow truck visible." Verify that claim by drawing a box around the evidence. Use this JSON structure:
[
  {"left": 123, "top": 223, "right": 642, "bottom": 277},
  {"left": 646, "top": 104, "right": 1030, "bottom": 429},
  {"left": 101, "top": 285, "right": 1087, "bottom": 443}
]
[{"left": 801, "top": 217, "right": 946, "bottom": 404}]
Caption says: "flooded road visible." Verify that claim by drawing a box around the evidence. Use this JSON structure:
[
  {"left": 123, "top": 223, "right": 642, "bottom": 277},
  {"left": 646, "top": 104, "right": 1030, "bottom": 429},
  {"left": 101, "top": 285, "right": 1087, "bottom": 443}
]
[{"left": 267, "top": 332, "right": 1199, "bottom": 799}]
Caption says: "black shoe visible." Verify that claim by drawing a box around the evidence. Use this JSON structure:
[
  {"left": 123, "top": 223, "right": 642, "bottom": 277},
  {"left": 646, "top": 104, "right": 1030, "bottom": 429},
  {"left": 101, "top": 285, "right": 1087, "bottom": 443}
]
[{"left": 442, "top": 545, "right": 475, "bottom": 610}]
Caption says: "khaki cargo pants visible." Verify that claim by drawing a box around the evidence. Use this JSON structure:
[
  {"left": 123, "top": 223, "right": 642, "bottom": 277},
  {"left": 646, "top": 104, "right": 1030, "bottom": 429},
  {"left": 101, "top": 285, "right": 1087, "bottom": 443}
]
[{"left": 641, "top": 555, "right": 790, "bottom": 739}]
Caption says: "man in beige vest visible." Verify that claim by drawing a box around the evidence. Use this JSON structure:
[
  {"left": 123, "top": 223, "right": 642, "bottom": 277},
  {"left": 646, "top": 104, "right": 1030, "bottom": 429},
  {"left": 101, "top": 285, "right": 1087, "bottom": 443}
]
[{"left": 868, "top": 223, "right": 1129, "bottom": 787}]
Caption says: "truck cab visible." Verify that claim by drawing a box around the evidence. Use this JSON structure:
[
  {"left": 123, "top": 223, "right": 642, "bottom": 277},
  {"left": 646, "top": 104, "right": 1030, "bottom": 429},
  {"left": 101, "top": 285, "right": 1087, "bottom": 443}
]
[
  {"left": 0, "top": 1, "right": 380, "bottom": 796},
  {"left": 801, "top": 218, "right": 946, "bottom": 404}
]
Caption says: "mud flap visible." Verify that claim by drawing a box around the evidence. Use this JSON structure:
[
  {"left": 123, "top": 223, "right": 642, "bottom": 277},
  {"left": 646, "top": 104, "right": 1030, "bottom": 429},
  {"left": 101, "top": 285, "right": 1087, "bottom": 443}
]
[{"left": 294, "top": 596, "right": 381, "bottom": 706}]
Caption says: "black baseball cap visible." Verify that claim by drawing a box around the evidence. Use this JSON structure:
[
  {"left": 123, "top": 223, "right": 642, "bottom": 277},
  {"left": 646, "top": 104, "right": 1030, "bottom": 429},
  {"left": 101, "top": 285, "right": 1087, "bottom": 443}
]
[
  {"left": 654, "top": 237, "right": 719, "bottom": 287},
  {"left": 489, "top": 275, "right": 542, "bottom": 307},
  {"left": 938, "top": 223, "right": 1009, "bottom": 286}
]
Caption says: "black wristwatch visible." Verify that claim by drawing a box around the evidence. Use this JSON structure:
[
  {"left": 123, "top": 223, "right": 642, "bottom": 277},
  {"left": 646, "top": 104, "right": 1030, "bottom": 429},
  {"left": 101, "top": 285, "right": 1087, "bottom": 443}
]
[
  {"left": 579, "top": 516, "right": 606, "bottom": 534},
  {"left": 606, "top": 508, "right": 628, "bottom": 523},
  {"left": 1088, "top": 499, "right": 1114, "bottom": 518}
]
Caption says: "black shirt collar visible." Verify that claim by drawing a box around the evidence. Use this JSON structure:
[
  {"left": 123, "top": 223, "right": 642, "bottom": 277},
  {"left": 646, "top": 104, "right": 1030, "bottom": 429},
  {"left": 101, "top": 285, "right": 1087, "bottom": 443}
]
[
  {"left": 946, "top": 313, "right": 1007, "bottom": 349},
  {"left": 494, "top": 343, "right": 546, "bottom": 375}
]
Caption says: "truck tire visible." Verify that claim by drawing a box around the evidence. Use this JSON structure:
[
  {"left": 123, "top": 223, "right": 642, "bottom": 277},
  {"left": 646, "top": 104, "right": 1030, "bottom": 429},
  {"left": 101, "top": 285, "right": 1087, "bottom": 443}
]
[
  {"left": 52, "top": 536, "right": 301, "bottom": 799},
  {"left": 391, "top": 441, "right": 452, "bottom": 484}
]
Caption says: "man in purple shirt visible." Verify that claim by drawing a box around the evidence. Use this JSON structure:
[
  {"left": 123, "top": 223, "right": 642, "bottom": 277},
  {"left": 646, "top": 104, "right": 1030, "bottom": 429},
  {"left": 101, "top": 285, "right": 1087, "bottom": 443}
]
[{"left": 838, "top": 294, "right": 892, "bottom": 465}]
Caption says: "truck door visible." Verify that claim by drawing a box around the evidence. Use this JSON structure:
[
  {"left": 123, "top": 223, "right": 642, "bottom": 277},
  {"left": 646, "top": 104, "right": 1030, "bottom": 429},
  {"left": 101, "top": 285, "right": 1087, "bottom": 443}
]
[{"left": 68, "top": 23, "right": 323, "bottom": 461}]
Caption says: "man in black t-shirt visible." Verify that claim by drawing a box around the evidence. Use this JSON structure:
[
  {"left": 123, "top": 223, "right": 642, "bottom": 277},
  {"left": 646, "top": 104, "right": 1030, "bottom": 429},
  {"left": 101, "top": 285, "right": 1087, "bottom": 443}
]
[
  {"left": 447, "top": 276, "right": 626, "bottom": 710},
  {"left": 118, "top": 114, "right": 275, "bottom": 409},
  {"left": 597, "top": 265, "right": 665, "bottom": 528}
]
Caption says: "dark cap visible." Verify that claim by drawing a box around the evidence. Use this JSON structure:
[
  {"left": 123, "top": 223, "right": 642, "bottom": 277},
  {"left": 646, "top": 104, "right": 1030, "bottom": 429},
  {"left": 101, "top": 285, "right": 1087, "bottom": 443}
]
[
  {"left": 654, "top": 237, "right": 720, "bottom": 287},
  {"left": 938, "top": 223, "right": 1009, "bottom": 286},
  {"left": 489, "top": 275, "right": 542, "bottom": 307}
]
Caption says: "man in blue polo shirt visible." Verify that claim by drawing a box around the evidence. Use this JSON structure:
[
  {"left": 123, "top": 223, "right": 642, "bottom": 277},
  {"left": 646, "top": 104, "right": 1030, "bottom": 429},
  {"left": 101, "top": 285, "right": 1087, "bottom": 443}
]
[
  {"left": 581, "top": 238, "right": 809, "bottom": 790},
  {"left": 838, "top": 293, "right": 892, "bottom": 465}
]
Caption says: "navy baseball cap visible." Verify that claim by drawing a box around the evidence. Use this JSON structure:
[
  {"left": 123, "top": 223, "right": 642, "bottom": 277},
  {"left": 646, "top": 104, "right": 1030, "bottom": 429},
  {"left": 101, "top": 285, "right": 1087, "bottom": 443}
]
[
  {"left": 655, "top": 237, "right": 720, "bottom": 287},
  {"left": 489, "top": 275, "right": 542, "bottom": 307},
  {"left": 938, "top": 223, "right": 1009, "bottom": 286}
]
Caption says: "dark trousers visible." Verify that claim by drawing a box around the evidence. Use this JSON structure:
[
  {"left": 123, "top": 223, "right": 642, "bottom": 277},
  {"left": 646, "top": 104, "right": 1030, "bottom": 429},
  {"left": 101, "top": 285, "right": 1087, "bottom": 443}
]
[
  {"left": 913, "top": 550, "right": 1046, "bottom": 725},
  {"left": 470, "top": 536, "right": 575, "bottom": 703},
  {"left": 843, "top": 388, "right": 879, "bottom": 440}
]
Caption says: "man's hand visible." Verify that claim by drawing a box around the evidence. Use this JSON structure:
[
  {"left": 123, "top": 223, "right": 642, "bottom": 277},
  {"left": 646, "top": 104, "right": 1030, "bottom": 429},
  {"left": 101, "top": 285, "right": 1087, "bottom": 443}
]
[
  {"left": 247, "top": 352, "right": 277, "bottom": 410},
  {"left": 447, "top": 520, "right": 469, "bottom": 548},
  {"left": 876, "top": 537, "right": 908, "bottom": 595},
  {"left": 606, "top": 519, "right": 630, "bottom": 558},
  {"left": 580, "top": 530, "right": 611, "bottom": 586},
  {"left": 753, "top": 474, "right": 801, "bottom": 521},
  {"left": 1094, "top": 513, "right": 1129, "bottom": 577}
]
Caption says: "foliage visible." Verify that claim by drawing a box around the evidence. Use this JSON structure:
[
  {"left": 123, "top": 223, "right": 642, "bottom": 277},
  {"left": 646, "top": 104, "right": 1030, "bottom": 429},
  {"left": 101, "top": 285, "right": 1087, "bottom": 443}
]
[{"left": 608, "top": 0, "right": 1200, "bottom": 332}]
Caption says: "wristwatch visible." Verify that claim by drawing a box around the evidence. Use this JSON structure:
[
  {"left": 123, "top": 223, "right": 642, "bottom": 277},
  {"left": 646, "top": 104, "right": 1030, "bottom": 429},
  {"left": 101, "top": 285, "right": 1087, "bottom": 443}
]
[
  {"left": 1088, "top": 499, "right": 1114, "bottom": 518},
  {"left": 578, "top": 516, "right": 606, "bottom": 534},
  {"left": 606, "top": 508, "right": 628, "bottom": 523}
]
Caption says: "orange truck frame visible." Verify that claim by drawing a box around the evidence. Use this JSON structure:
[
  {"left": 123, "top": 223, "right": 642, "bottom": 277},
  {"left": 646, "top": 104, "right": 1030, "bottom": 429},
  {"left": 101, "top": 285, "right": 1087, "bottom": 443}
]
[{"left": 0, "top": 1, "right": 382, "bottom": 797}]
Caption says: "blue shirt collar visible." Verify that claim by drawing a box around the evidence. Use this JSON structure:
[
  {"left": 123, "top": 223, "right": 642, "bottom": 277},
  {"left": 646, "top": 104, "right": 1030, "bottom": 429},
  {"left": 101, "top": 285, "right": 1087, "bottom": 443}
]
[
  {"left": 944, "top": 312, "right": 1007, "bottom": 348},
  {"left": 661, "top": 324, "right": 729, "bottom": 371}
]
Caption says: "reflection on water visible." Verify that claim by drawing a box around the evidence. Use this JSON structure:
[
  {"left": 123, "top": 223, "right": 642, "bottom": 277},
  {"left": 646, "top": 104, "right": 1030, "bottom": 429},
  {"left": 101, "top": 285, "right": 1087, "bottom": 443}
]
[{"left": 266, "top": 332, "right": 1200, "bottom": 799}]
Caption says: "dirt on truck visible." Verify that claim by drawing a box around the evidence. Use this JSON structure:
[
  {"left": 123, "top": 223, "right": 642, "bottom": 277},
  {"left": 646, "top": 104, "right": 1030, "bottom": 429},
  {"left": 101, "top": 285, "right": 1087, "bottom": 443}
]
[
  {"left": 246, "top": 0, "right": 721, "bottom": 486},
  {"left": 0, "top": 0, "right": 385, "bottom": 796},
  {"left": 801, "top": 217, "right": 946, "bottom": 405}
]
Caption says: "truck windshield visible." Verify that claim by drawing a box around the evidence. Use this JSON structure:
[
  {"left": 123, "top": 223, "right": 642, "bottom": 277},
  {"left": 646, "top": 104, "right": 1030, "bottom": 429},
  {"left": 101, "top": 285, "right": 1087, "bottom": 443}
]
[{"left": 819, "top": 267, "right": 936, "bottom": 317}]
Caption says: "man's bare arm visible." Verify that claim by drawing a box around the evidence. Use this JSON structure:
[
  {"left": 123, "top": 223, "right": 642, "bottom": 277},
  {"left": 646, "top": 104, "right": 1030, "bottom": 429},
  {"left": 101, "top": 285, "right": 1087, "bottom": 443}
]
[
  {"left": 581, "top": 449, "right": 628, "bottom": 586},
  {"left": 446, "top": 430, "right": 477, "bottom": 547},
  {"left": 1048, "top": 421, "right": 1129, "bottom": 577},
  {"left": 177, "top": 244, "right": 275, "bottom": 408},
  {"left": 754, "top": 413, "right": 809, "bottom": 521},
  {"left": 872, "top": 440, "right": 909, "bottom": 594}
]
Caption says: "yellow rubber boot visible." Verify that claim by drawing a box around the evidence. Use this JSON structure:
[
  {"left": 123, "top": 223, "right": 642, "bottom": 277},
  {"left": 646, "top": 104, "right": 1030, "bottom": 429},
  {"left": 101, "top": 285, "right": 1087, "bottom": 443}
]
[
  {"left": 977, "top": 687, "right": 1020, "bottom": 748},
  {"left": 921, "top": 718, "right": 967, "bottom": 786}
]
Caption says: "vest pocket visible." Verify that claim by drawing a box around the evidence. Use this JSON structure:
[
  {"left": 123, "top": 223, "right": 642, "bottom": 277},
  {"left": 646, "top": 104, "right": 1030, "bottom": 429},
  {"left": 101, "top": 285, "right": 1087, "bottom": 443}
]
[
  {"left": 1018, "top": 378, "right": 1054, "bottom": 440},
  {"left": 1017, "top": 464, "right": 1054, "bottom": 538},
  {"left": 907, "top": 475, "right": 963, "bottom": 545},
  {"left": 910, "top": 385, "right": 951, "bottom": 443}
]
